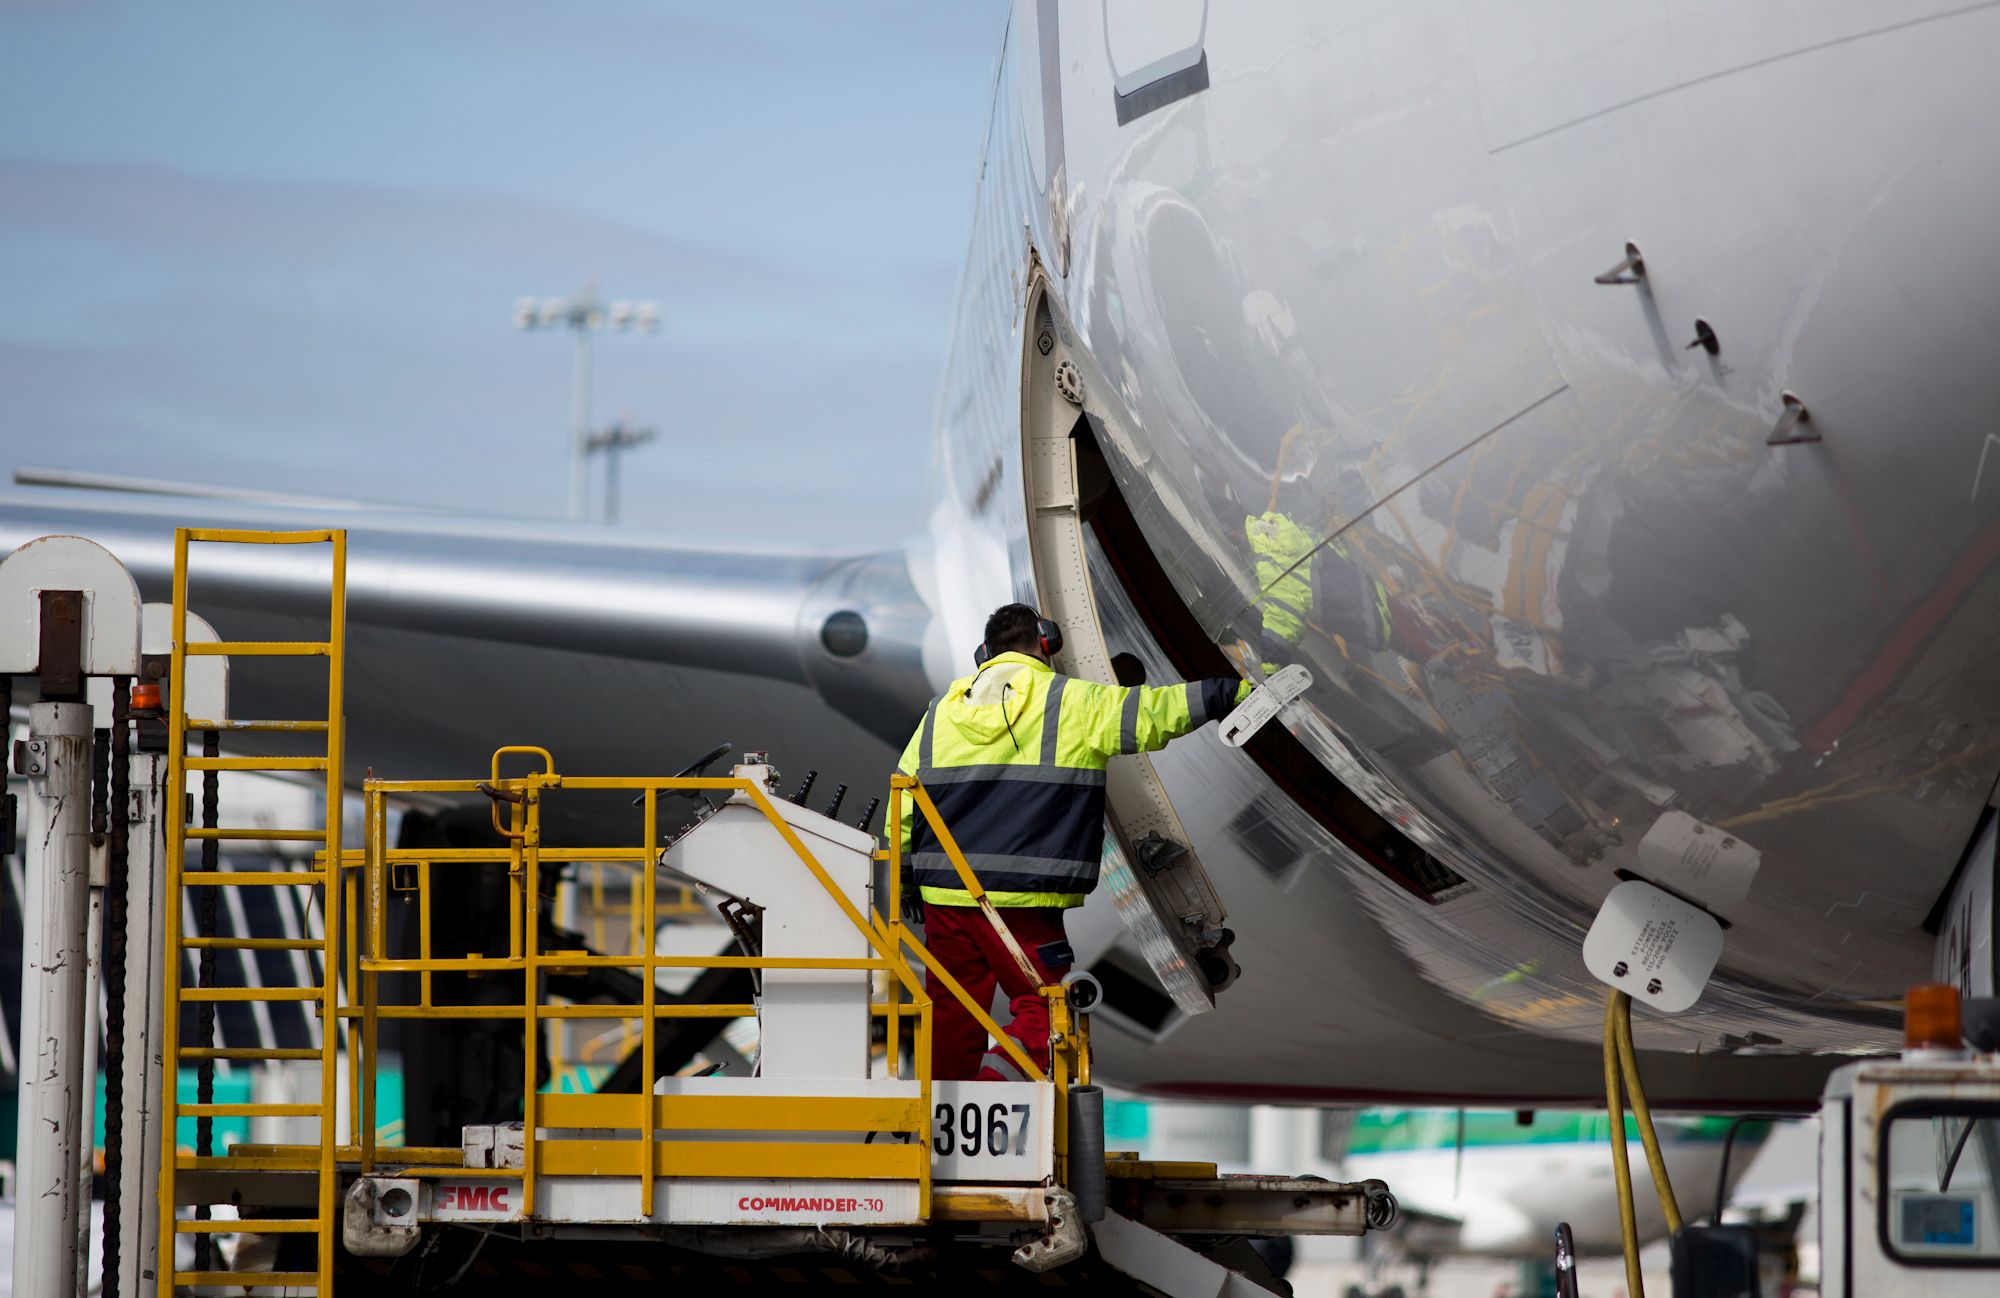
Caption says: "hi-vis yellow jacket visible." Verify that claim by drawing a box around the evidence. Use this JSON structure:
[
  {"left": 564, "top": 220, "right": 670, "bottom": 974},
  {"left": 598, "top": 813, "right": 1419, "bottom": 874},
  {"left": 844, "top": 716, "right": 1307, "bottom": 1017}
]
[
  {"left": 897, "top": 652, "right": 1249, "bottom": 908},
  {"left": 1247, "top": 509, "right": 1315, "bottom": 646}
]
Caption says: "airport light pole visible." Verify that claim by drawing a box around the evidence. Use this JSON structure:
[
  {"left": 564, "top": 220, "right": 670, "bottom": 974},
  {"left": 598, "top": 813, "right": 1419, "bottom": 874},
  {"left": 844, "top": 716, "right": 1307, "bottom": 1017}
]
[
  {"left": 585, "top": 418, "right": 657, "bottom": 524},
  {"left": 513, "top": 285, "right": 660, "bottom": 520}
]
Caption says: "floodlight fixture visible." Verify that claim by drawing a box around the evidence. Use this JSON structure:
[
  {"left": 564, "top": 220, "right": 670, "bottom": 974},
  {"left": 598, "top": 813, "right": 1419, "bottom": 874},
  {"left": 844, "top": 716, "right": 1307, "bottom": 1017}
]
[{"left": 511, "top": 281, "right": 664, "bottom": 519}]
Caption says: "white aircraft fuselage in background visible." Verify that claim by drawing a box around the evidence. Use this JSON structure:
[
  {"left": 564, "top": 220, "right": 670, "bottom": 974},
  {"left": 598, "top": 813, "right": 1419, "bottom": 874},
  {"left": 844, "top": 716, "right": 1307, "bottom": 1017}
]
[
  {"left": 1334, "top": 1109, "right": 1768, "bottom": 1260},
  {"left": 5, "top": 2, "right": 1996, "bottom": 1106}
]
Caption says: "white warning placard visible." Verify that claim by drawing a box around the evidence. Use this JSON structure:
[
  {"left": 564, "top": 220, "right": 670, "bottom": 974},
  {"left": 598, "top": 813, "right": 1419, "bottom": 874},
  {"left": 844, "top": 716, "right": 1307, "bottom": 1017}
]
[
  {"left": 1637, "top": 811, "right": 1760, "bottom": 909},
  {"left": 1583, "top": 879, "right": 1724, "bottom": 1013}
]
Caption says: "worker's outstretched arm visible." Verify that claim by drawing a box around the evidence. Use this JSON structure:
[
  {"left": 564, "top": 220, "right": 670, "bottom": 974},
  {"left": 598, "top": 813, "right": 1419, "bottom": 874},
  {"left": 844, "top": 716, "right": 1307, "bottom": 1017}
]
[{"left": 1066, "top": 676, "right": 1250, "bottom": 760}]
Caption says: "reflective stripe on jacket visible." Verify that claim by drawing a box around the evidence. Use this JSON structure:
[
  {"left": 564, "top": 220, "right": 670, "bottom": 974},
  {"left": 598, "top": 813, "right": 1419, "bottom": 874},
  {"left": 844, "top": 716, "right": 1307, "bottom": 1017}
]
[
  {"left": 896, "top": 652, "right": 1246, "bottom": 907},
  {"left": 1247, "top": 510, "right": 1316, "bottom": 646}
]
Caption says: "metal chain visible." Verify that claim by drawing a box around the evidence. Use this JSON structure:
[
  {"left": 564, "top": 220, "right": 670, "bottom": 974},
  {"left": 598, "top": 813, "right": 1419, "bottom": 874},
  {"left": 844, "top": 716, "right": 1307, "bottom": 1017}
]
[
  {"left": 83, "top": 723, "right": 111, "bottom": 1286},
  {"left": 100, "top": 677, "right": 131, "bottom": 1298},
  {"left": 90, "top": 727, "right": 109, "bottom": 841}
]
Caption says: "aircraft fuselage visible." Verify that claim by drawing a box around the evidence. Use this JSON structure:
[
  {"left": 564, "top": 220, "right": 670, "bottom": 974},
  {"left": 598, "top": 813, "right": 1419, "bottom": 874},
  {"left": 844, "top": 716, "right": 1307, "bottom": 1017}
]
[{"left": 926, "top": 0, "right": 2000, "bottom": 1089}]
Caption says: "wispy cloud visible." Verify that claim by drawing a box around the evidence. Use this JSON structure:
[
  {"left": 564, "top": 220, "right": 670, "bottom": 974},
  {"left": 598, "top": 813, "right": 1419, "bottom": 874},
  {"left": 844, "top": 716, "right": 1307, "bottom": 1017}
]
[{"left": 0, "top": 159, "right": 804, "bottom": 294}]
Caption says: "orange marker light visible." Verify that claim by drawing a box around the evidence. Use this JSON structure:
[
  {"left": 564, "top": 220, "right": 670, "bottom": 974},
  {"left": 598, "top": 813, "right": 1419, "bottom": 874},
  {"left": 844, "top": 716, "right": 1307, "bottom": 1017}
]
[
  {"left": 1905, "top": 983, "right": 1963, "bottom": 1051},
  {"left": 130, "top": 683, "right": 162, "bottom": 709}
]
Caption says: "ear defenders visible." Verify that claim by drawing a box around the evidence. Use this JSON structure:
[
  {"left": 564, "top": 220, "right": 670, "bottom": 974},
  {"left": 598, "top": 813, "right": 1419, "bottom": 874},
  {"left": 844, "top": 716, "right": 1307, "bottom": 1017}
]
[{"left": 973, "top": 614, "right": 1064, "bottom": 667}]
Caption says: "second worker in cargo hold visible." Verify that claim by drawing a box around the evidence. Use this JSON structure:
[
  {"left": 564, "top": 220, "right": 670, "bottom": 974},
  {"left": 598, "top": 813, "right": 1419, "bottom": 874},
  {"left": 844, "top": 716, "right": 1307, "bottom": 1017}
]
[{"left": 896, "top": 602, "right": 1249, "bottom": 1081}]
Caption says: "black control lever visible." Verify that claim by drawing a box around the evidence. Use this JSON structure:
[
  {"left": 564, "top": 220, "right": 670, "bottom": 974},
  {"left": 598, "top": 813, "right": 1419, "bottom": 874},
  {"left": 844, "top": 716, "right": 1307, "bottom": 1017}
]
[
  {"left": 789, "top": 770, "right": 817, "bottom": 806},
  {"left": 822, "top": 783, "right": 847, "bottom": 820},
  {"left": 854, "top": 797, "right": 881, "bottom": 835},
  {"left": 632, "top": 741, "right": 732, "bottom": 807}
]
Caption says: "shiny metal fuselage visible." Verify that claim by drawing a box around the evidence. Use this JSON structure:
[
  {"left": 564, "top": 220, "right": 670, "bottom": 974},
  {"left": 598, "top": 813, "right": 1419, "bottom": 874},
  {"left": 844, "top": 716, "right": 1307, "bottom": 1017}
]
[
  {"left": 0, "top": 498, "right": 935, "bottom": 835},
  {"left": 926, "top": 0, "right": 2000, "bottom": 1088}
]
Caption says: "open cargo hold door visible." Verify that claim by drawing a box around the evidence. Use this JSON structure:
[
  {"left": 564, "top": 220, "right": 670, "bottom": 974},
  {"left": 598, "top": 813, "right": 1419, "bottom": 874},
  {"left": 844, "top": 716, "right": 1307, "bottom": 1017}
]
[{"left": 1020, "top": 275, "right": 1238, "bottom": 1014}]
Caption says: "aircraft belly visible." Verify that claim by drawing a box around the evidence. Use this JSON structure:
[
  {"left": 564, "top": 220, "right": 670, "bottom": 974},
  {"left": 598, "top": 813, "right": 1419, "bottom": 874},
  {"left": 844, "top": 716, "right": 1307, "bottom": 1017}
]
[
  {"left": 1084, "top": 719, "right": 1839, "bottom": 1102},
  {"left": 1079, "top": 510, "right": 1839, "bottom": 1099},
  {"left": 987, "top": 0, "right": 2000, "bottom": 1057}
]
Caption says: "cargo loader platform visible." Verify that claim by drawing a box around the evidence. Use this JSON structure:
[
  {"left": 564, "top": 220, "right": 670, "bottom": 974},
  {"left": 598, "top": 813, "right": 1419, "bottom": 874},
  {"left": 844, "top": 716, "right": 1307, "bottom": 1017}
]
[
  {"left": 166, "top": 749, "right": 1395, "bottom": 1294},
  {"left": 143, "top": 529, "right": 1396, "bottom": 1295}
]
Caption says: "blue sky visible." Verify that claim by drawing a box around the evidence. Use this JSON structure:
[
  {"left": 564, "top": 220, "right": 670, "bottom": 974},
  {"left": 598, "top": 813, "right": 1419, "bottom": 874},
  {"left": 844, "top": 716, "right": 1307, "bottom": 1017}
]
[{"left": 0, "top": 1, "right": 1008, "bottom": 545}]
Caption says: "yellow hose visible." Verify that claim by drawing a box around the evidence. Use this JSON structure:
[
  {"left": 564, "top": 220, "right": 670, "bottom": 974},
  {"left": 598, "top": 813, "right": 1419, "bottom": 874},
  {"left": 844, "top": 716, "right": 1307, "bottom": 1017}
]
[
  {"left": 1604, "top": 994, "right": 1645, "bottom": 1298},
  {"left": 1614, "top": 992, "right": 1685, "bottom": 1233}
]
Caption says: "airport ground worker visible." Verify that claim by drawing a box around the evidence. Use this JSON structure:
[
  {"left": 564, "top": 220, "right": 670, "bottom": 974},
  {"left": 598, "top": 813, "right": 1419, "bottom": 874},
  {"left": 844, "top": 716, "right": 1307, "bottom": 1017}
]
[{"left": 897, "top": 602, "right": 1249, "bottom": 1081}]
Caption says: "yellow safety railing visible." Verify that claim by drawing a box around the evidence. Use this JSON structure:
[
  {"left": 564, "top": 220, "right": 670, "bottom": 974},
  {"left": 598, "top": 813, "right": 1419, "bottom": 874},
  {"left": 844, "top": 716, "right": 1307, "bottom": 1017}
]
[
  {"left": 160, "top": 527, "right": 347, "bottom": 1295},
  {"left": 334, "top": 748, "right": 1092, "bottom": 1226}
]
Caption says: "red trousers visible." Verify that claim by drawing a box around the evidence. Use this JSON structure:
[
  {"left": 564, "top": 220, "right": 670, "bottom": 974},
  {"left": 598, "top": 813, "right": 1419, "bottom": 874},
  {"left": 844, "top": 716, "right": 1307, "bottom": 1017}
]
[{"left": 922, "top": 903, "right": 1071, "bottom": 1081}]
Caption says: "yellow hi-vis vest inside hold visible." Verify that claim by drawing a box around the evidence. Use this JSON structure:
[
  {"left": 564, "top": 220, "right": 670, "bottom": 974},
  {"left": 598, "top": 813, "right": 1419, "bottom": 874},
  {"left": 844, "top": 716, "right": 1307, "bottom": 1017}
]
[{"left": 896, "top": 652, "right": 1247, "bottom": 908}]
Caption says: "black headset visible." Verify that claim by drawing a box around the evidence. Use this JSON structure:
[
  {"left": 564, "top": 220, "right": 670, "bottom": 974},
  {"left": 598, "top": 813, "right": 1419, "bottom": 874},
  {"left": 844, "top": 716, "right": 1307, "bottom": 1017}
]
[{"left": 973, "top": 612, "right": 1064, "bottom": 667}]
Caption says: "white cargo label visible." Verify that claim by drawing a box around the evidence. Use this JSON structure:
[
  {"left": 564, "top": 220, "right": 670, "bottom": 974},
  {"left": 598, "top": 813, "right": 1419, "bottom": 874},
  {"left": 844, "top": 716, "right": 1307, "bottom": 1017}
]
[
  {"left": 1583, "top": 879, "right": 1723, "bottom": 1013},
  {"left": 1637, "top": 811, "right": 1759, "bottom": 909}
]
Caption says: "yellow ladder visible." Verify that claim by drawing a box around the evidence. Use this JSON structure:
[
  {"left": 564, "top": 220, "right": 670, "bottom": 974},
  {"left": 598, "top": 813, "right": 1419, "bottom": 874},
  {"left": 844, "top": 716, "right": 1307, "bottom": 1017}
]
[{"left": 159, "top": 528, "right": 347, "bottom": 1294}]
